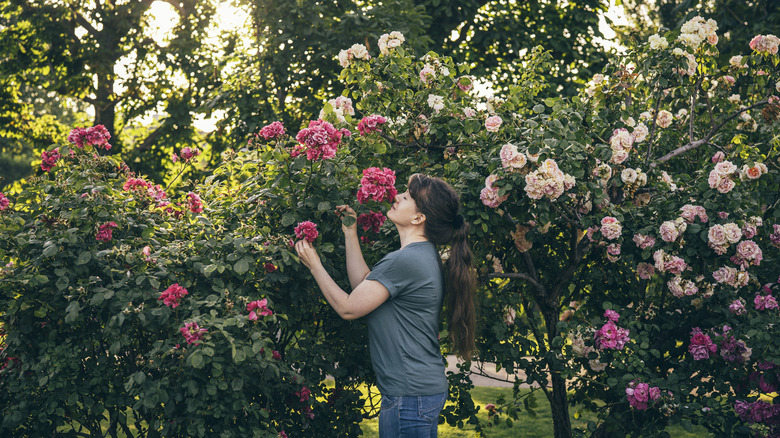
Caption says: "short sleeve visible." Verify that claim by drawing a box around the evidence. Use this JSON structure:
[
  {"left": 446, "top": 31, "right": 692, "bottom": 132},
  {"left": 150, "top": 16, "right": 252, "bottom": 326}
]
[{"left": 366, "top": 254, "right": 402, "bottom": 298}]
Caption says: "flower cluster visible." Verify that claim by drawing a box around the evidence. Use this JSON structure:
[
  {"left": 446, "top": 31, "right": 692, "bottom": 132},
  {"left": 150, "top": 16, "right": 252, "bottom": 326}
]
[
  {"left": 741, "top": 216, "right": 762, "bottom": 239},
  {"left": 259, "top": 121, "right": 286, "bottom": 140},
  {"left": 159, "top": 283, "right": 188, "bottom": 308},
  {"left": 677, "top": 16, "right": 719, "bottom": 50},
  {"left": 754, "top": 293, "right": 778, "bottom": 311},
  {"left": 96, "top": 222, "right": 118, "bottom": 242},
  {"left": 637, "top": 262, "right": 655, "bottom": 279},
  {"left": 122, "top": 177, "right": 168, "bottom": 205},
  {"left": 734, "top": 400, "right": 780, "bottom": 425},
  {"left": 620, "top": 167, "right": 647, "bottom": 187},
  {"left": 668, "top": 275, "right": 699, "bottom": 298},
  {"left": 653, "top": 249, "right": 688, "bottom": 275},
  {"left": 180, "top": 322, "right": 207, "bottom": 345},
  {"left": 740, "top": 162, "right": 769, "bottom": 180},
  {"left": 67, "top": 125, "right": 112, "bottom": 150},
  {"left": 294, "top": 119, "right": 345, "bottom": 161},
  {"left": 378, "top": 31, "right": 405, "bottom": 55},
  {"left": 648, "top": 34, "right": 668, "bottom": 50},
  {"left": 41, "top": 148, "right": 61, "bottom": 172},
  {"left": 708, "top": 161, "right": 737, "bottom": 193},
  {"left": 186, "top": 192, "right": 203, "bottom": 214},
  {"left": 427, "top": 94, "right": 444, "bottom": 113},
  {"left": 357, "top": 167, "right": 397, "bottom": 204},
  {"left": 319, "top": 96, "right": 355, "bottom": 124},
  {"left": 357, "top": 114, "right": 387, "bottom": 136},
  {"left": 749, "top": 34, "right": 780, "bottom": 55},
  {"left": 609, "top": 128, "right": 634, "bottom": 164},
  {"left": 689, "top": 327, "right": 717, "bottom": 360},
  {"left": 707, "top": 222, "right": 742, "bottom": 254},
  {"left": 659, "top": 218, "right": 687, "bottom": 243},
  {"left": 594, "top": 311, "right": 630, "bottom": 350},
  {"left": 0, "top": 192, "right": 10, "bottom": 212},
  {"left": 247, "top": 299, "right": 273, "bottom": 320},
  {"left": 680, "top": 204, "right": 708, "bottom": 223},
  {"left": 357, "top": 211, "right": 386, "bottom": 233},
  {"left": 600, "top": 217, "right": 623, "bottom": 240},
  {"left": 480, "top": 174, "right": 508, "bottom": 208},
  {"left": 719, "top": 335, "right": 751, "bottom": 364},
  {"left": 338, "top": 43, "right": 370, "bottom": 68},
  {"left": 771, "top": 224, "right": 780, "bottom": 248},
  {"left": 172, "top": 146, "right": 201, "bottom": 163},
  {"left": 524, "top": 159, "right": 575, "bottom": 201},
  {"left": 626, "top": 380, "right": 661, "bottom": 411},
  {"left": 633, "top": 233, "right": 656, "bottom": 249},
  {"left": 729, "top": 298, "right": 747, "bottom": 315},
  {"left": 712, "top": 266, "right": 749, "bottom": 289},
  {"left": 294, "top": 221, "right": 319, "bottom": 243},
  {"left": 419, "top": 64, "right": 437, "bottom": 84},
  {"left": 732, "top": 240, "right": 763, "bottom": 267},
  {"left": 500, "top": 144, "right": 527, "bottom": 171}
]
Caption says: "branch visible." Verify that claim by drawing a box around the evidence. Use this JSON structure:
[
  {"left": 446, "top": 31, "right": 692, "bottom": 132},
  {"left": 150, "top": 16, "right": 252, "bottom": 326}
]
[
  {"left": 488, "top": 272, "right": 545, "bottom": 292},
  {"left": 652, "top": 98, "right": 769, "bottom": 166},
  {"left": 643, "top": 95, "right": 663, "bottom": 167},
  {"left": 72, "top": 10, "right": 100, "bottom": 38}
]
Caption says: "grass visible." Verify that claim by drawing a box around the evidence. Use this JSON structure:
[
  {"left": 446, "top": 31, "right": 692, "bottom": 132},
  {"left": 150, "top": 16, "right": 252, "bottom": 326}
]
[{"left": 351, "top": 385, "right": 713, "bottom": 438}]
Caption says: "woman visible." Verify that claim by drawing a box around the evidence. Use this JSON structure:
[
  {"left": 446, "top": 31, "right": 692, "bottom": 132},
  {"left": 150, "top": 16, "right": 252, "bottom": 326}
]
[{"left": 294, "top": 173, "right": 477, "bottom": 437}]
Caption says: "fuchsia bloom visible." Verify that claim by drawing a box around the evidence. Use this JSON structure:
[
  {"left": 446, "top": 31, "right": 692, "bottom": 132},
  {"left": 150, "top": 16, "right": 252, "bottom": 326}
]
[
  {"left": 754, "top": 294, "right": 779, "bottom": 311},
  {"left": 259, "top": 121, "right": 286, "bottom": 140},
  {"left": 357, "top": 167, "right": 397, "bottom": 204},
  {"left": 734, "top": 400, "right": 780, "bottom": 425},
  {"left": 41, "top": 148, "right": 61, "bottom": 172},
  {"left": 96, "top": 222, "right": 118, "bottom": 242},
  {"left": 68, "top": 125, "right": 112, "bottom": 150},
  {"left": 604, "top": 310, "right": 620, "bottom": 322},
  {"left": 0, "top": 192, "right": 9, "bottom": 211},
  {"left": 159, "top": 283, "right": 188, "bottom": 308},
  {"left": 689, "top": 328, "right": 717, "bottom": 360},
  {"left": 626, "top": 380, "right": 660, "bottom": 410},
  {"left": 680, "top": 204, "right": 708, "bottom": 223},
  {"left": 264, "top": 263, "right": 277, "bottom": 273},
  {"left": 295, "top": 386, "right": 311, "bottom": 402},
  {"left": 357, "top": 114, "right": 388, "bottom": 136},
  {"left": 272, "top": 350, "right": 282, "bottom": 360},
  {"left": 729, "top": 298, "right": 747, "bottom": 315},
  {"left": 247, "top": 299, "right": 273, "bottom": 320},
  {"left": 295, "top": 119, "right": 344, "bottom": 161},
  {"left": 357, "top": 211, "right": 387, "bottom": 233},
  {"left": 179, "top": 322, "right": 207, "bottom": 345},
  {"left": 186, "top": 192, "right": 204, "bottom": 213},
  {"left": 594, "top": 320, "right": 630, "bottom": 350},
  {"left": 294, "top": 221, "right": 319, "bottom": 242}
]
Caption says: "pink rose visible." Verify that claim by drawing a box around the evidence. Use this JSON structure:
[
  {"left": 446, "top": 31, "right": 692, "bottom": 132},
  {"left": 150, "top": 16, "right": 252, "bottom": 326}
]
[
  {"left": 259, "top": 121, "right": 286, "bottom": 140},
  {"left": 294, "top": 221, "right": 319, "bottom": 242},
  {"left": 159, "top": 283, "right": 188, "bottom": 308},
  {"left": 485, "top": 115, "right": 503, "bottom": 132}
]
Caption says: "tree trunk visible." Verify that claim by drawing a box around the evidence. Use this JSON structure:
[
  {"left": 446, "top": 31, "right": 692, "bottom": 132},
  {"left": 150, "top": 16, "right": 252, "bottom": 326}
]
[
  {"left": 544, "top": 307, "right": 573, "bottom": 438},
  {"left": 94, "top": 73, "right": 119, "bottom": 154}
]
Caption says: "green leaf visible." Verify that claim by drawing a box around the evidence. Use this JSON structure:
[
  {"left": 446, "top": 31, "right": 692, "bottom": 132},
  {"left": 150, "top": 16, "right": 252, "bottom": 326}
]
[
  {"left": 281, "top": 213, "right": 295, "bottom": 227},
  {"left": 76, "top": 251, "right": 91, "bottom": 265},
  {"left": 43, "top": 242, "right": 58, "bottom": 257},
  {"left": 233, "top": 259, "right": 249, "bottom": 275},
  {"left": 190, "top": 351, "right": 204, "bottom": 369}
]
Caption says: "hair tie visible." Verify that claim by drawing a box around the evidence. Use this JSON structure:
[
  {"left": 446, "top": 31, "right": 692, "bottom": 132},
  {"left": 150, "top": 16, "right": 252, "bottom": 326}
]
[{"left": 453, "top": 214, "right": 464, "bottom": 229}]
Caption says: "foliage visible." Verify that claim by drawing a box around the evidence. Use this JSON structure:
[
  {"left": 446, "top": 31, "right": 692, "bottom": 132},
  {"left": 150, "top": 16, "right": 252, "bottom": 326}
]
[{"left": 2, "top": 18, "right": 780, "bottom": 438}]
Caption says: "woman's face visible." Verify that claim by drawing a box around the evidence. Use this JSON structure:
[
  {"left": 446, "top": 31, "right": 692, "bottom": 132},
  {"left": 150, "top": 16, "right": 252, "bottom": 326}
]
[{"left": 387, "top": 190, "right": 421, "bottom": 225}]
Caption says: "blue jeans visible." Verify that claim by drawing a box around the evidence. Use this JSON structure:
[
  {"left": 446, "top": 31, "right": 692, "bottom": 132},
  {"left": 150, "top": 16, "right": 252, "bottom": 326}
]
[{"left": 378, "top": 392, "right": 447, "bottom": 438}]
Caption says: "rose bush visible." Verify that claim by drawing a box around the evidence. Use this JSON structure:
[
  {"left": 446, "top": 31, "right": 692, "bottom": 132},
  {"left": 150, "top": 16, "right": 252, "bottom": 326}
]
[{"left": 1, "top": 20, "right": 779, "bottom": 438}]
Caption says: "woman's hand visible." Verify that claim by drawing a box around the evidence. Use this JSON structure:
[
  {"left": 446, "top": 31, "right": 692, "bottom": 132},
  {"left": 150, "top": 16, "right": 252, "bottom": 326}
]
[
  {"left": 335, "top": 205, "right": 358, "bottom": 234},
  {"left": 294, "top": 239, "right": 322, "bottom": 271}
]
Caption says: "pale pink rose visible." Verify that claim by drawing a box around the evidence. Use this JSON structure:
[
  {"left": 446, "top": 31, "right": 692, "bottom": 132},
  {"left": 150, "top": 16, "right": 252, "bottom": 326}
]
[
  {"left": 742, "top": 165, "right": 762, "bottom": 180},
  {"left": 723, "top": 223, "right": 742, "bottom": 244},
  {"left": 716, "top": 178, "right": 735, "bottom": 194},
  {"left": 610, "top": 149, "right": 629, "bottom": 164},
  {"left": 632, "top": 123, "right": 649, "bottom": 142},
  {"left": 463, "top": 107, "right": 476, "bottom": 117},
  {"left": 708, "top": 225, "right": 728, "bottom": 246},
  {"left": 714, "top": 161, "right": 737, "bottom": 175},
  {"left": 606, "top": 243, "right": 621, "bottom": 262},
  {"left": 500, "top": 144, "right": 527, "bottom": 170},
  {"left": 633, "top": 234, "right": 656, "bottom": 249},
  {"left": 656, "top": 110, "right": 673, "bottom": 128},
  {"left": 736, "top": 240, "right": 761, "bottom": 261},
  {"left": 600, "top": 217, "right": 623, "bottom": 240},
  {"left": 712, "top": 266, "right": 736, "bottom": 284},
  {"left": 659, "top": 221, "right": 680, "bottom": 242},
  {"left": 610, "top": 128, "right": 634, "bottom": 150},
  {"left": 485, "top": 115, "right": 503, "bottom": 132}
]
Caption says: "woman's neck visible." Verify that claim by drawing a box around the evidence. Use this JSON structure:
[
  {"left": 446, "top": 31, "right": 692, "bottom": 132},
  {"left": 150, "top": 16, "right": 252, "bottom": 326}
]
[{"left": 397, "top": 226, "right": 428, "bottom": 249}]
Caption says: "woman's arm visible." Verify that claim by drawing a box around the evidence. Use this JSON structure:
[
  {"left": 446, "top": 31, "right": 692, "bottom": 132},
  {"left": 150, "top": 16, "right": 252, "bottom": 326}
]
[
  {"left": 336, "top": 205, "right": 371, "bottom": 289},
  {"left": 295, "top": 239, "right": 389, "bottom": 320}
]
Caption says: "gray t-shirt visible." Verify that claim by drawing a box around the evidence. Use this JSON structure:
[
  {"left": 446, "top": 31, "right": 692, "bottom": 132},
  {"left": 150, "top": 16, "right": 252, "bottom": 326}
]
[{"left": 364, "top": 241, "right": 448, "bottom": 396}]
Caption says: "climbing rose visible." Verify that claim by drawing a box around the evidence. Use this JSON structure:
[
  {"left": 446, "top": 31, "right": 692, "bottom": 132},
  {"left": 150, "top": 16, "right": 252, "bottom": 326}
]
[
  {"left": 594, "top": 320, "right": 630, "bottom": 350},
  {"left": 247, "top": 299, "right": 273, "bottom": 320},
  {"left": 689, "top": 328, "right": 717, "bottom": 360},
  {"left": 295, "top": 119, "right": 343, "bottom": 161},
  {"left": 96, "top": 222, "right": 118, "bottom": 242},
  {"left": 357, "top": 167, "right": 397, "bottom": 204},
  {"left": 357, "top": 114, "right": 388, "bottom": 136},
  {"left": 357, "top": 211, "right": 387, "bottom": 233},
  {"left": 180, "top": 322, "right": 207, "bottom": 345},
  {"left": 485, "top": 115, "right": 502, "bottom": 132},
  {"left": 159, "top": 283, "right": 188, "bottom": 308},
  {"left": 600, "top": 217, "right": 622, "bottom": 240},
  {"left": 377, "top": 31, "right": 405, "bottom": 55},
  {"left": 294, "top": 221, "right": 319, "bottom": 243},
  {"left": 68, "top": 125, "right": 112, "bottom": 150},
  {"left": 0, "top": 193, "right": 9, "bottom": 211},
  {"left": 41, "top": 148, "right": 61, "bottom": 172},
  {"left": 259, "top": 121, "right": 286, "bottom": 140},
  {"left": 480, "top": 174, "right": 508, "bottom": 208},
  {"left": 499, "top": 144, "right": 527, "bottom": 170},
  {"left": 626, "top": 380, "right": 660, "bottom": 410},
  {"left": 187, "top": 192, "right": 204, "bottom": 213}
]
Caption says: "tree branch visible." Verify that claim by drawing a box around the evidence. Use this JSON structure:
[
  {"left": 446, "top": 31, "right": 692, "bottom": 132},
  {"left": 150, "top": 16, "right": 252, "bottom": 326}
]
[
  {"left": 652, "top": 98, "right": 769, "bottom": 166},
  {"left": 488, "top": 272, "right": 545, "bottom": 293},
  {"left": 72, "top": 10, "right": 100, "bottom": 38}
]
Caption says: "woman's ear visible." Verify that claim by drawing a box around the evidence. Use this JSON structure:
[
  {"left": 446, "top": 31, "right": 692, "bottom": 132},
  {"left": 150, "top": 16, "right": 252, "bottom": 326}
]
[{"left": 412, "top": 213, "right": 426, "bottom": 225}]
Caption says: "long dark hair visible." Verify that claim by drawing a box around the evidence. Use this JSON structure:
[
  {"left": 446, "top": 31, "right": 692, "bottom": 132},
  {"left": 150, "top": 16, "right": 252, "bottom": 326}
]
[{"left": 408, "top": 173, "right": 477, "bottom": 359}]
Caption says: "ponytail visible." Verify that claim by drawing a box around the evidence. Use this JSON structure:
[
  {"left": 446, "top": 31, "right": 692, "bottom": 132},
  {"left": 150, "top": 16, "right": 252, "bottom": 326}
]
[{"left": 445, "top": 222, "right": 477, "bottom": 359}]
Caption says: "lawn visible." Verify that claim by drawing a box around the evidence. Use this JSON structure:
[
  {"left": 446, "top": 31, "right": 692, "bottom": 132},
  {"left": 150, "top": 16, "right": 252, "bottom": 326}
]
[{"left": 353, "top": 385, "right": 712, "bottom": 438}]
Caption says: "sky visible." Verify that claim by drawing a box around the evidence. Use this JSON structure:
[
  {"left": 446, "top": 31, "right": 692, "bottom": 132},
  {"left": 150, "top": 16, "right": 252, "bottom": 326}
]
[{"left": 141, "top": 0, "right": 629, "bottom": 132}]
